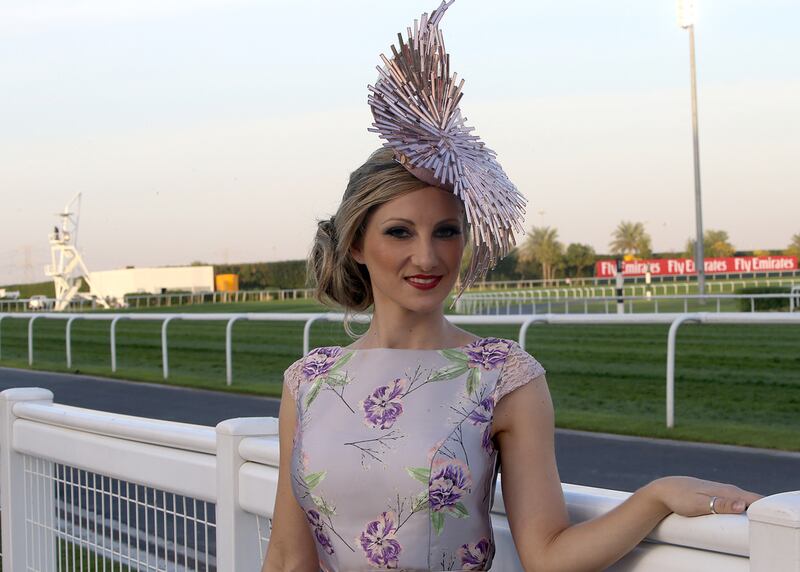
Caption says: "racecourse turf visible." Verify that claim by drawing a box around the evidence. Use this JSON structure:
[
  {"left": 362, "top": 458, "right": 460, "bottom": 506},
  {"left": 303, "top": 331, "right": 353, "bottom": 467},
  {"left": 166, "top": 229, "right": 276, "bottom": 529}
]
[{"left": 0, "top": 298, "right": 798, "bottom": 451}]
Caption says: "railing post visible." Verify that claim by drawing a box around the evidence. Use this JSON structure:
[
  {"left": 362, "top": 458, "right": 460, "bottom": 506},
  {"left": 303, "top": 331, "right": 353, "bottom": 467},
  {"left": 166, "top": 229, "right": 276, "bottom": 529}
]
[
  {"left": 303, "top": 315, "right": 323, "bottom": 356},
  {"left": 0, "top": 315, "right": 5, "bottom": 360},
  {"left": 66, "top": 316, "right": 79, "bottom": 368},
  {"left": 666, "top": 314, "right": 700, "bottom": 428},
  {"left": 28, "top": 315, "right": 40, "bottom": 366},
  {"left": 215, "top": 417, "right": 279, "bottom": 571},
  {"left": 749, "top": 491, "right": 800, "bottom": 571},
  {"left": 110, "top": 315, "right": 129, "bottom": 372},
  {"left": 1, "top": 387, "right": 56, "bottom": 572},
  {"left": 161, "top": 316, "right": 176, "bottom": 379},
  {"left": 226, "top": 316, "right": 244, "bottom": 386}
]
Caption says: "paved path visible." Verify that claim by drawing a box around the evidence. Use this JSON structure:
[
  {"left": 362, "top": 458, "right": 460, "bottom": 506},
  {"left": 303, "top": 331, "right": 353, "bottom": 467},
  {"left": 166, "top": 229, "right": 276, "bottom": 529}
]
[{"left": 1, "top": 366, "right": 797, "bottom": 495}]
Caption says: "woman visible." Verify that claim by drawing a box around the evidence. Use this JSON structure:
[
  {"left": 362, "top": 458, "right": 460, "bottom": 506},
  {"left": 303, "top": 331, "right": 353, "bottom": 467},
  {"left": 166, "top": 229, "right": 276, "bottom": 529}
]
[
  {"left": 263, "top": 3, "right": 761, "bottom": 571},
  {"left": 261, "top": 149, "right": 760, "bottom": 572}
]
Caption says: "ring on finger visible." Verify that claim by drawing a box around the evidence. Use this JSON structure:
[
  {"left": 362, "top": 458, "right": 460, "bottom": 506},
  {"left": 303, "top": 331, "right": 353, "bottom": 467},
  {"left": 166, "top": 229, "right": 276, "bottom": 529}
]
[{"left": 710, "top": 496, "right": 719, "bottom": 514}]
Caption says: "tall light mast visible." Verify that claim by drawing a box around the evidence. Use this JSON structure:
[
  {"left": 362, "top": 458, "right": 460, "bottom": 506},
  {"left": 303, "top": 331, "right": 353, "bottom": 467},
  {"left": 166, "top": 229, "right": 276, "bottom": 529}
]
[{"left": 677, "top": 0, "right": 706, "bottom": 295}]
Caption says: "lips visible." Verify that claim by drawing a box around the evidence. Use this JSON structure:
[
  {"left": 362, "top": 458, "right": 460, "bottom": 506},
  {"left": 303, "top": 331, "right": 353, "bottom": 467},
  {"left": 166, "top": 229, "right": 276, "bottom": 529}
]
[{"left": 405, "top": 274, "right": 443, "bottom": 290}]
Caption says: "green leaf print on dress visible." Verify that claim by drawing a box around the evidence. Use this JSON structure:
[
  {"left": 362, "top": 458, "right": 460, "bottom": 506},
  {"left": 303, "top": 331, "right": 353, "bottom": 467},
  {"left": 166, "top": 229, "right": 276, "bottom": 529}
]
[
  {"left": 304, "top": 470, "right": 327, "bottom": 490},
  {"left": 301, "top": 347, "right": 355, "bottom": 409}
]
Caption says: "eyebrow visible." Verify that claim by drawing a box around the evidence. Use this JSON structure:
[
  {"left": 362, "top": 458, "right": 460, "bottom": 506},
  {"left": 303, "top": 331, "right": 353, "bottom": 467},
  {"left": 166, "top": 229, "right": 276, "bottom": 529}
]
[{"left": 381, "top": 217, "right": 461, "bottom": 226}]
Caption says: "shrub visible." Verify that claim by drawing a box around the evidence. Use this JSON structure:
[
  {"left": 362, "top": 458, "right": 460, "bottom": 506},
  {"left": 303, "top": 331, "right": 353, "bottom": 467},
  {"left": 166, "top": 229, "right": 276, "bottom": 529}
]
[{"left": 736, "top": 286, "right": 792, "bottom": 312}]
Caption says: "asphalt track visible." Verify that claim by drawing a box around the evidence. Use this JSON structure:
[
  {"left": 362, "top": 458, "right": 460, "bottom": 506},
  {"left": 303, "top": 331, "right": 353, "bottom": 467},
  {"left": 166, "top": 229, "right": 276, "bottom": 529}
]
[{"left": 1, "top": 367, "right": 797, "bottom": 496}]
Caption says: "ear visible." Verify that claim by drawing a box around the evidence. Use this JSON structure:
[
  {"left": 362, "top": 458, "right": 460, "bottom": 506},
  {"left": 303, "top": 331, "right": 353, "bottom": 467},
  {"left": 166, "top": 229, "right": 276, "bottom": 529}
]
[{"left": 350, "top": 239, "right": 365, "bottom": 265}]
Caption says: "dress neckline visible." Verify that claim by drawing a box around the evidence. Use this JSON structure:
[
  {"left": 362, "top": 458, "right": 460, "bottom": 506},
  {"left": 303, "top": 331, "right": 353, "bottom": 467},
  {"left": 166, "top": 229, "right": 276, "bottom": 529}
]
[{"left": 338, "top": 336, "right": 486, "bottom": 352}]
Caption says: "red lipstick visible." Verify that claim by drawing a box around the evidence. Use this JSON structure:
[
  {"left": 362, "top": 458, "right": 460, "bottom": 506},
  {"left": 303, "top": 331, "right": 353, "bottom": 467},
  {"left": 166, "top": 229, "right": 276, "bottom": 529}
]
[{"left": 404, "top": 274, "right": 443, "bottom": 290}]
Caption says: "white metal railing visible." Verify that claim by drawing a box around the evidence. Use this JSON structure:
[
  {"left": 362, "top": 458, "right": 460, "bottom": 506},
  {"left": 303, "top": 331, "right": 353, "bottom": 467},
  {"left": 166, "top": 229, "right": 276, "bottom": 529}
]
[
  {"left": 124, "top": 288, "right": 316, "bottom": 309},
  {"left": 0, "top": 288, "right": 317, "bottom": 314},
  {"left": 3, "top": 273, "right": 798, "bottom": 315},
  {"left": 456, "top": 290, "right": 799, "bottom": 315},
  {"left": 468, "top": 270, "right": 800, "bottom": 290},
  {"left": 2, "top": 311, "right": 799, "bottom": 428},
  {"left": 1, "top": 387, "right": 798, "bottom": 571}
]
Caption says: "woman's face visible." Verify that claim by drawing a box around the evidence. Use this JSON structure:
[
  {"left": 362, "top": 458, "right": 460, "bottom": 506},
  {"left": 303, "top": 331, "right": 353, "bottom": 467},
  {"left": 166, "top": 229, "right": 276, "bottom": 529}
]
[{"left": 350, "top": 186, "right": 466, "bottom": 315}]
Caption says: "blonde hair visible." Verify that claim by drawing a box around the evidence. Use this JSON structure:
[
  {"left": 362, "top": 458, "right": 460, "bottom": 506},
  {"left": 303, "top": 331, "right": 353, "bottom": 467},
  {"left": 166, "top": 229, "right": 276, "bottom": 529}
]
[{"left": 308, "top": 147, "right": 467, "bottom": 337}]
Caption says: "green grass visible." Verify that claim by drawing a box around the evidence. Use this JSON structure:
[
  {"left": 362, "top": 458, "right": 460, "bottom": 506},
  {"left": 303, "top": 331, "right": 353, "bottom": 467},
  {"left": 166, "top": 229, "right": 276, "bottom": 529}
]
[
  {"left": 1, "top": 301, "right": 798, "bottom": 451},
  {"left": 0, "top": 539, "right": 134, "bottom": 572},
  {"left": 56, "top": 540, "right": 133, "bottom": 571}
]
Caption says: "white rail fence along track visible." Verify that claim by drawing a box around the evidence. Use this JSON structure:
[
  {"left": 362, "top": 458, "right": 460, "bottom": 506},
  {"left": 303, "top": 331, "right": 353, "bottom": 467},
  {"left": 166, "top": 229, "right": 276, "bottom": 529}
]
[
  {"left": 455, "top": 291, "right": 800, "bottom": 315},
  {"left": 1, "top": 387, "right": 798, "bottom": 571},
  {"left": 465, "top": 270, "right": 800, "bottom": 290},
  {"left": 2, "top": 273, "right": 798, "bottom": 314},
  {"left": 2, "top": 312, "right": 800, "bottom": 429}
]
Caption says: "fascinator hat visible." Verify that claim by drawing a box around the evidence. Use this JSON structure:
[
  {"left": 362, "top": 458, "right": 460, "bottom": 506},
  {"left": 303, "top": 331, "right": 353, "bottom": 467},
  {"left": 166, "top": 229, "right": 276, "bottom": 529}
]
[{"left": 367, "top": 0, "right": 527, "bottom": 295}]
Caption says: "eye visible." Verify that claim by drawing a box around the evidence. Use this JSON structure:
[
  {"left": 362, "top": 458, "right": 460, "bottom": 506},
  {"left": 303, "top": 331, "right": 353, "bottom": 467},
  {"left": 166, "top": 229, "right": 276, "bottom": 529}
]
[
  {"left": 384, "top": 226, "right": 411, "bottom": 239},
  {"left": 435, "top": 225, "right": 462, "bottom": 238}
]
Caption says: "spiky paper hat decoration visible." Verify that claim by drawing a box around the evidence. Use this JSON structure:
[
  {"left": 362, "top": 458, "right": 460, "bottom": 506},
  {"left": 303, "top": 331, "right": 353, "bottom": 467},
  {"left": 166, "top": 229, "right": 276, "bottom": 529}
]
[{"left": 367, "top": 0, "right": 527, "bottom": 293}]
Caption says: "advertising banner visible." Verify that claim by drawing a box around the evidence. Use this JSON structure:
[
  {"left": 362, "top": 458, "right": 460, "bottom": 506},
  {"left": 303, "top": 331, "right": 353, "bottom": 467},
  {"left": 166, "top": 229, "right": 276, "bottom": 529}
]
[{"left": 594, "top": 256, "right": 798, "bottom": 278}]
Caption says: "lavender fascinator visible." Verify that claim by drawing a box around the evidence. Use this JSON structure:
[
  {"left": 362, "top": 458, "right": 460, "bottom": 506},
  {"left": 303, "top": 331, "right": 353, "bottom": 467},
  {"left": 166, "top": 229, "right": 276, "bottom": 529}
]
[{"left": 367, "top": 0, "right": 527, "bottom": 294}]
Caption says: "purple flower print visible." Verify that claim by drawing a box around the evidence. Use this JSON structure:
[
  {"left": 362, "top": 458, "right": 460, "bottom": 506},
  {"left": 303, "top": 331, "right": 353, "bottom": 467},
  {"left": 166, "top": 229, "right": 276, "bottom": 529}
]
[
  {"left": 359, "top": 511, "right": 402, "bottom": 568},
  {"left": 457, "top": 538, "right": 491, "bottom": 570},
  {"left": 360, "top": 378, "right": 408, "bottom": 430},
  {"left": 429, "top": 459, "right": 472, "bottom": 512},
  {"left": 464, "top": 338, "right": 512, "bottom": 371},
  {"left": 468, "top": 396, "right": 495, "bottom": 453},
  {"left": 467, "top": 396, "right": 494, "bottom": 425},
  {"left": 481, "top": 425, "right": 494, "bottom": 454},
  {"left": 302, "top": 347, "right": 343, "bottom": 380},
  {"left": 306, "top": 509, "right": 335, "bottom": 555}
]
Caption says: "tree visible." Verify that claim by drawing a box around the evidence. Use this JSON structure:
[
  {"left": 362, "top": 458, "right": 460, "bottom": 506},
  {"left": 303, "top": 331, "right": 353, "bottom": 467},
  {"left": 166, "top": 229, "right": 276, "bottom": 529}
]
[
  {"left": 518, "top": 226, "right": 564, "bottom": 285},
  {"left": 565, "top": 243, "right": 597, "bottom": 277},
  {"left": 786, "top": 233, "right": 800, "bottom": 259},
  {"left": 684, "top": 229, "right": 735, "bottom": 258},
  {"left": 609, "top": 221, "right": 652, "bottom": 258}
]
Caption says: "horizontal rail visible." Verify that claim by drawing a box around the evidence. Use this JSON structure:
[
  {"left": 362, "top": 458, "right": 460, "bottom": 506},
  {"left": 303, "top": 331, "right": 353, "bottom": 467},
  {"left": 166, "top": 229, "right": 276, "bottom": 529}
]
[
  {"left": 13, "top": 401, "right": 217, "bottom": 454},
  {"left": 13, "top": 418, "right": 217, "bottom": 502}
]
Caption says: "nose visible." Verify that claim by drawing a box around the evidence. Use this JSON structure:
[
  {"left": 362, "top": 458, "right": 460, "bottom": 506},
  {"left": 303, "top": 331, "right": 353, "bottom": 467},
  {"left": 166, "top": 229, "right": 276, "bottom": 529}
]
[{"left": 410, "top": 236, "right": 439, "bottom": 272}]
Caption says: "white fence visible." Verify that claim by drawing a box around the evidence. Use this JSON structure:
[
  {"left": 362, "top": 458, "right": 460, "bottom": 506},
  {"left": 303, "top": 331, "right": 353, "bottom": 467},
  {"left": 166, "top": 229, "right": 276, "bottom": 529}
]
[
  {"left": 3, "top": 274, "right": 798, "bottom": 315},
  {"left": 0, "top": 288, "right": 316, "bottom": 313},
  {"left": 467, "top": 270, "right": 800, "bottom": 290},
  {"left": 1, "top": 387, "right": 798, "bottom": 571},
  {"left": 2, "top": 311, "right": 799, "bottom": 428},
  {"left": 456, "top": 290, "right": 800, "bottom": 315}
]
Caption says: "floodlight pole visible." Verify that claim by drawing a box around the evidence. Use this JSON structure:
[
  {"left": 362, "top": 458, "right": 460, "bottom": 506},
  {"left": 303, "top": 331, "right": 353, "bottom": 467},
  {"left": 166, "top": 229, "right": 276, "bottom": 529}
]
[{"left": 679, "top": 2, "right": 706, "bottom": 296}]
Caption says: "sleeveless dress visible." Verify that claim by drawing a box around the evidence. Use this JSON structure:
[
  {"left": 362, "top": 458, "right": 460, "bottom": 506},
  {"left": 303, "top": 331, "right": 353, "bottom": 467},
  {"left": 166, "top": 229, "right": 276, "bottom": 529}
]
[{"left": 283, "top": 337, "right": 546, "bottom": 571}]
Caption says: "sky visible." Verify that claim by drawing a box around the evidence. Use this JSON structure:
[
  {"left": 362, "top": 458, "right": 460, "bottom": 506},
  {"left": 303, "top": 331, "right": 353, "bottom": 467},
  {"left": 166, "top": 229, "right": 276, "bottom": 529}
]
[{"left": 1, "top": 0, "right": 798, "bottom": 285}]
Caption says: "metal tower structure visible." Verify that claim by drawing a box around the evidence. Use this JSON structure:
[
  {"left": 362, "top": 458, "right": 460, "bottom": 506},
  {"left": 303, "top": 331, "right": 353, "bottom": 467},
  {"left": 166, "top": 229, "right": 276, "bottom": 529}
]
[{"left": 45, "top": 193, "right": 110, "bottom": 311}]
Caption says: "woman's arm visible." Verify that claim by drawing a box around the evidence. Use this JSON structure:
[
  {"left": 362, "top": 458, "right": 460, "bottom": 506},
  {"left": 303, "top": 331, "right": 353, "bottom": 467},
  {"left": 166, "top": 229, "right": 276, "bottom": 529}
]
[
  {"left": 261, "top": 388, "right": 319, "bottom": 572},
  {"left": 493, "top": 374, "right": 762, "bottom": 572}
]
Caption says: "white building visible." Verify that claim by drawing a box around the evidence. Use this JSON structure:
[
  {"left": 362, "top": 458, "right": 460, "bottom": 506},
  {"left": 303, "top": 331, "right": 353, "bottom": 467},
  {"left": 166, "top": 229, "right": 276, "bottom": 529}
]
[{"left": 89, "top": 266, "right": 214, "bottom": 303}]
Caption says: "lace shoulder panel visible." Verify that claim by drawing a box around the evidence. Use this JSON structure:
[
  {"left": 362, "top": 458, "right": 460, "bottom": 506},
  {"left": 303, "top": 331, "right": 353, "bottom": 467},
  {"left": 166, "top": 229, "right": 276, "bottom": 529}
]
[
  {"left": 282, "top": 355, "right": 306, "bottom": 402},
  {"left": 494, "top": 341, "right": 547, "bottom": 403}
]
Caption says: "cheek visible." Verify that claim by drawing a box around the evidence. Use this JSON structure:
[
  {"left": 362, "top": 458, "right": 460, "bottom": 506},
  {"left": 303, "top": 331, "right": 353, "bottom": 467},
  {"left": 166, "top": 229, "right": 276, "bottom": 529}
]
[
  {"left": 366, "top": 238, "right": 407, "bottom": 270},
  {"left": 441, "top": 240, "right": 465, "bottom": 267}
]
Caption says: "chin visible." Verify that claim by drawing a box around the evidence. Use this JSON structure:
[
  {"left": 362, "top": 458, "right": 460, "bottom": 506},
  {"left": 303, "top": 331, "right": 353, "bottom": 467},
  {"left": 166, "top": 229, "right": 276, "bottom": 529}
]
[
  {"left": 402, "top": 297, "right": 446, "bottom": 314},
  {"left": 394, "top": 281, "right": 455, "bottom": 313}
]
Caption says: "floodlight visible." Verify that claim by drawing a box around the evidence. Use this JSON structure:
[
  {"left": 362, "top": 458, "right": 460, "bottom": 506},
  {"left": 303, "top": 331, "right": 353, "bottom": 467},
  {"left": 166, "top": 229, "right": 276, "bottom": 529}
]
[{"left": 677, "top": 0, "right": 695, "bottom": 28}]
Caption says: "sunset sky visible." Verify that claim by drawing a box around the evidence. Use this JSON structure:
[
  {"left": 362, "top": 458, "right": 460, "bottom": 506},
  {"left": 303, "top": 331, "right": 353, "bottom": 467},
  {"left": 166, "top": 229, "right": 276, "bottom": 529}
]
[{"left": 1, "top": 0, "right": 798, "bottom": 285}]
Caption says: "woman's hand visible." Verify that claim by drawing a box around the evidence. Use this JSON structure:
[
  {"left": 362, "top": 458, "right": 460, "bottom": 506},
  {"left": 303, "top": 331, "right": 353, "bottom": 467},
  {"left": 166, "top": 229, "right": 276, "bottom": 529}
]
[{"left": 646, "top": 476, "right": 764, "bottom": 517}]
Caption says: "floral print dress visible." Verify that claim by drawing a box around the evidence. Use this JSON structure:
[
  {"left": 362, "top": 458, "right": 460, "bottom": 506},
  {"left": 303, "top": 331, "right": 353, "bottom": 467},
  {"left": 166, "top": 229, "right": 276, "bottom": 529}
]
[{"left": 283, "top": 337, "right": 546, "bottom": 571}]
